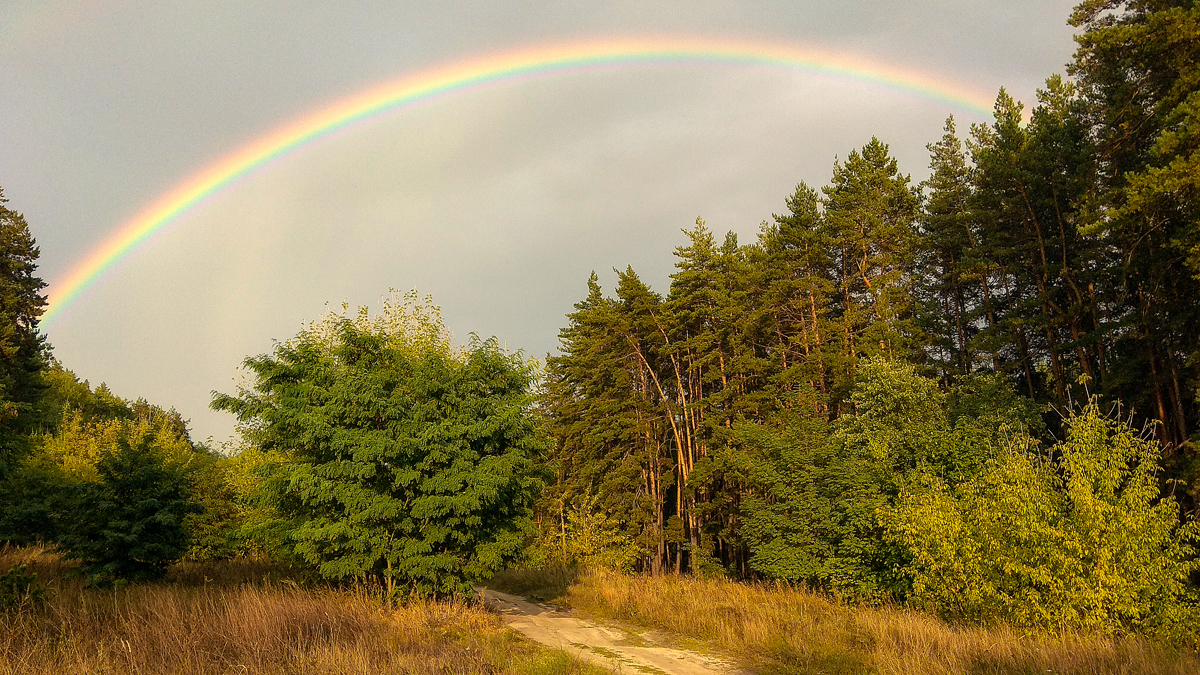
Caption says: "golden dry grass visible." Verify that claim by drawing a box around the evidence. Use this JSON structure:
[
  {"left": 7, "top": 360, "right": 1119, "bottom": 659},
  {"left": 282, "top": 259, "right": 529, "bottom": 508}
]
[
  {"left": 0, "top": 546, "right": 605, "bottom": 675},
  {"left": 567, "top": 569, "right": 1200, "bottom": 675}
]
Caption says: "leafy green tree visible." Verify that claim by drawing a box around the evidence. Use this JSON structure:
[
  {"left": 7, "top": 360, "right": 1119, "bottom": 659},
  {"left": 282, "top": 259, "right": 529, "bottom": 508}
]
[
  {"left": 212, "top": 293, "right": 546, "bottom": 597},
  {"left": 58, "top": 437, "right": 201, "bottom": 586},
  {"left": 886, "top": 398, "right": 1200, "bottom": 640}
]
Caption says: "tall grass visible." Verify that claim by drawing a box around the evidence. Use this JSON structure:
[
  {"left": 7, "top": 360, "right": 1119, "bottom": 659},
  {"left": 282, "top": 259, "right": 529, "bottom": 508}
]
[
  {"left": 568, "top": 569, "right": 1200, "bottom": 675},
  {"left": 0, "top": 546, "right": 603, "bottom": 675}
]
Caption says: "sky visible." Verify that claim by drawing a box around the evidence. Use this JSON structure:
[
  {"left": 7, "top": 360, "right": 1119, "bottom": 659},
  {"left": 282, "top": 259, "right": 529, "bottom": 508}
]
[{"left": 1, "top": 0, "right": 1081, "bottom": 444}]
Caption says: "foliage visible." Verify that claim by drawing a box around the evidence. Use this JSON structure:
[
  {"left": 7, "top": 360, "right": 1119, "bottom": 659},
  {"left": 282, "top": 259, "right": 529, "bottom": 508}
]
[
  {"left": 736, "top": 359, "right": 1039, "bottom": 599},
  {"left": 2, "top": 385, "right": 234, "bottom": 559},
  {"left": 212, "top": 292, "right": 547, "bottom": 597},
  {"left": 180, "top": 448, "right": 243, "bottom": 561},
  {"left": 885, "top": 399, "right": 1200, "bottom": 639},
  {"left": 0, "top": 563, "right": 45, "bottom": 611},
  {"left": 58, "top": 437, "right": 202, "bottom": 586},
  {"left": 40, "top": 360, "right": 133, "bottom": 430},
  {"left": 41, "top": 406, "right": 193, "bottom": 482},
  {"left": 531, "top": 493, "right": 642, "bottom": 572},
  {"left": 0, "top": 460, "right": 73, "bottom": 545},
  {"left": 0, "top": 186, "right": 48, "bottom": 473}
]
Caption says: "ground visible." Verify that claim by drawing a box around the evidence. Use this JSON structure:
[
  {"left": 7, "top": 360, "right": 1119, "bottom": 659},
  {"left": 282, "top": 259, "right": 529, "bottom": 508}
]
[{"left": 482, "top": 587, "right": 746, "bottom": 675}]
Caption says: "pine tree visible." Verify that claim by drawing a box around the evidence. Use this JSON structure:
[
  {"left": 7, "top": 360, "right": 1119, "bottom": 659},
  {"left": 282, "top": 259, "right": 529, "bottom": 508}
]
[
  {"left": 919, "top": 117, "right": 983, "bottom": 381},
  {"left": 544, "top": 272, "right": 670, "bottom": 572},
  {"left": 822, "top": 138, "right": 923, "bottom": 409},
  {"left": 0, "top": 186, "right": 48, "bottom": 473}
]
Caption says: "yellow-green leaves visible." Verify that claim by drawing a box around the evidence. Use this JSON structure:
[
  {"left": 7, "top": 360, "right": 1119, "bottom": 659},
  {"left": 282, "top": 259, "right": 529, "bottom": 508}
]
[
  {"left": 885, "top": 400, "right": 1200, "bottom": 640},
  {"left": 40, "top": 408, "right": 193, "bottom": 481}
]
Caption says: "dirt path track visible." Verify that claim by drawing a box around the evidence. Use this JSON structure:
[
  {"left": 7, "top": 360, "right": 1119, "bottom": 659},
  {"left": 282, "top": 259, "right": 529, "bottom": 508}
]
[{"left": 481, "top": 588, "right": 745, "bottom": 674}]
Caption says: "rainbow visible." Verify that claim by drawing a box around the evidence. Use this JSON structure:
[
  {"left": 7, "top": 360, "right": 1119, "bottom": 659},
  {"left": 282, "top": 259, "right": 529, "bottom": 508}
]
[{"left": 40, "top": 37, "right": 997, "bottom": 330}]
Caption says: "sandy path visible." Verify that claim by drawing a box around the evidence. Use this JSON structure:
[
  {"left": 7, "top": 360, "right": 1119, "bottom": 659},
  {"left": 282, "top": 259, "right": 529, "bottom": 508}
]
[{"left": 481, "top": 588, "right": 745, "bottom": 675}]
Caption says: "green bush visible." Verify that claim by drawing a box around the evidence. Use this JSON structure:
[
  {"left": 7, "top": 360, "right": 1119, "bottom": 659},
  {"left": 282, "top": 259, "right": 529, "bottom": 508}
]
[
  {"left": 58, "top": 438, "right": 201, "bottom": 586},
  {"left": 885, "top": 399, "right": 1200, "bottom": 640},
  {"left": 738, "top": 359, "right": 1039, "bottom": 600},
  {"left": 0, "top": 563, "right": 45, "bottom": 611}
]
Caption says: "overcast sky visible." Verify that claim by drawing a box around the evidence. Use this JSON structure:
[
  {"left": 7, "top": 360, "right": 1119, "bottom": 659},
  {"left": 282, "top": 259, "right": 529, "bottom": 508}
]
[{"left": 1, "top": 0, "right": 1080, "bottom": 444}]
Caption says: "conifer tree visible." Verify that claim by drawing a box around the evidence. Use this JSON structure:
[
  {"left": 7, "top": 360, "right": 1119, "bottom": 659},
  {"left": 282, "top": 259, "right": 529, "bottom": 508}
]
[
  {"left": 822, "top": 138, "right": 922, "bottom": 408},
  {"left": 58, "top": 437, "right": 200, "bottom": 586},
  {"left": 0, "top": 186, "right": 48, "bottom": 473},
  {"left": 919, "top": 117, "right": 983, "bottom": 381}
]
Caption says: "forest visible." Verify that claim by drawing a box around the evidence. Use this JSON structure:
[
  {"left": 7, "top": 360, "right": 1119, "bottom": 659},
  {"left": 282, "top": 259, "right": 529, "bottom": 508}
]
[{"left": 0, "top": 1, "right": 1199, "bottom": 672}]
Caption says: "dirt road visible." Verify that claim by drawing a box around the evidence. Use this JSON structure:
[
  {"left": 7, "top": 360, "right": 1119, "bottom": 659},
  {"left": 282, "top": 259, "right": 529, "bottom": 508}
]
[{"left": 481, "top": 588, "right": 745, "bottom": 675}]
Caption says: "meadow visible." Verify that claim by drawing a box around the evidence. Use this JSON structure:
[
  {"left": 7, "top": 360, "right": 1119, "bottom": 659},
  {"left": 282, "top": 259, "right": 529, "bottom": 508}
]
[
  {"left": 495, "top": 567, "right": 1200, "bottom": 675},
  {"left": 0, "top": 546, "right": 603, "bottom": 675}
]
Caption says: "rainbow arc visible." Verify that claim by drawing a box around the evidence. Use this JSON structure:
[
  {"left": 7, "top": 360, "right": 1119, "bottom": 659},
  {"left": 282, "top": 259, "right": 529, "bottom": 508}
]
[{"left": 40, "top": 38, "right": 997, "bottom": 329}]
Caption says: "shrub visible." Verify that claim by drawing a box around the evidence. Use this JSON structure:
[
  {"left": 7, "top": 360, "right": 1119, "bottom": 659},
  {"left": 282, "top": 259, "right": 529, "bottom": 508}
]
[
  {"left": 58, "top": 438, "right": 201, "bottom": 586},
  {"left": 885, "top": 398, "right": 1200, "bottom": 640},
  {"left": 0, "top": 563, "right": 45, "bottom": 611}
]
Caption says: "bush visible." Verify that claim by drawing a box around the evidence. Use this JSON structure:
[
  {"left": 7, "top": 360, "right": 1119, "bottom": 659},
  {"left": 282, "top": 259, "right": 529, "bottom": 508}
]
[
  {"left": 885, "top": 398, "right": 1200, "bottom": 640},
  {"left": 738, "top": 359, "right": 1039, "bottom": 600},
  {"left": 0, "top": 563, "right": 45, "bottom": 611},
  {"left": 58, "top": 438, "right": 201, "bottom": 586}
]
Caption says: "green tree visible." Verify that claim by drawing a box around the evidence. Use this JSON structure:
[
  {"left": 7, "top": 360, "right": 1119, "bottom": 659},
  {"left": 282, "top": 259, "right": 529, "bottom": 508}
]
[
  {"left": 758, "top": 182, "right": 837, "bottom": 408},
  {"left": 886, "top": 398, "right": 1200, "bottom": 640},
  {"left": 919, "top": 117, "right": 985, "bottom": 381},
  {"left": 212, "top": 293, "right": 546, "bottom": 597},
  {"left": 822, "top": 138, "right": 923, "bottom": 406},
  {"left": 0, "top": 186, "right": 48, "bottom": 473},
  {"left": 58, "top": 437, "right": 201, "bottom": 586}
]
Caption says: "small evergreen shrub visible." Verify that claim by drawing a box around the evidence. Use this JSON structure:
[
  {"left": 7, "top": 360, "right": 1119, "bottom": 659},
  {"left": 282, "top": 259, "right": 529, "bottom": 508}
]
[{"left": 0, "top": 563, "right": 46, "bottom": 611}]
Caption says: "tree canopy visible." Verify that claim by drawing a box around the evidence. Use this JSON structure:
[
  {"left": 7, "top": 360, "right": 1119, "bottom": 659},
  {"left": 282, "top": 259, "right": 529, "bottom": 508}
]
[{"left": 212, "top": 292, "right": 547, "bottom": 597}]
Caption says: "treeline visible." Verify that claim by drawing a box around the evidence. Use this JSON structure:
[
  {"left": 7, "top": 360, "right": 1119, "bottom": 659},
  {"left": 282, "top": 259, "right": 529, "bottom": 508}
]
[
  {"left": 539, "top": 0, "right": 1200, "bottom": 637},
  {"left": 0, "top": 180, "right": 547, "bottom": 597},
  {"left": 0, "top": 0, "right": 1197, "bottom": 645}
]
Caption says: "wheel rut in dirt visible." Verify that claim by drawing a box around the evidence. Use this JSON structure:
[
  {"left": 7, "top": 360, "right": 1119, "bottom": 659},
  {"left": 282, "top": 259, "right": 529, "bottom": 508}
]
[{"left": 481, "top": 588, "right": 746, "bottom": 675}]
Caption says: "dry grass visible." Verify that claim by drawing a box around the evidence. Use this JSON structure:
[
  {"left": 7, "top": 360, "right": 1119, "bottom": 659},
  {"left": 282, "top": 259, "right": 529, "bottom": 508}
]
[
  {"left": 0, "top": 546, "right": 606, "bottom": 675},
  {"left": 567, "top": 569, "right": 1200, "bottom": 675}
]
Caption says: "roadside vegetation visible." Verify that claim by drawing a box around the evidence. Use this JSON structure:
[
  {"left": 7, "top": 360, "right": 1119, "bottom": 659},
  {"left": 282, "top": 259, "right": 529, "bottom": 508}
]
[
  {"left": 0, "top": 546, "right": 604, "bottom": 675},
  {"left": 563, "top": 569, "right": 1200, "bottom": 675}
]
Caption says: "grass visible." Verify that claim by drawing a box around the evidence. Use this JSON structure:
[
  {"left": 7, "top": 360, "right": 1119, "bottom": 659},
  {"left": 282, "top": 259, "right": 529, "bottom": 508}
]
[
  {"left": 565, "top": 568, "right": 1200, "bottom": 675},
  {"left": 0, "top": 546, "right": 608, "bottom": 675}
]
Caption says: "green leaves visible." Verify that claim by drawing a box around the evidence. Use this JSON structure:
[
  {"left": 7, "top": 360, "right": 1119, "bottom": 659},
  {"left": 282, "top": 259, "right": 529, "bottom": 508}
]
[
  {"left": 213, "top": 296, "right": 546, "bottom": 597},
  {"left": 58, "top": 437, "right": 201, "bottom": 586},
  {"left": 886, "top": 400, "right": 1200, "bottom": 639}
]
